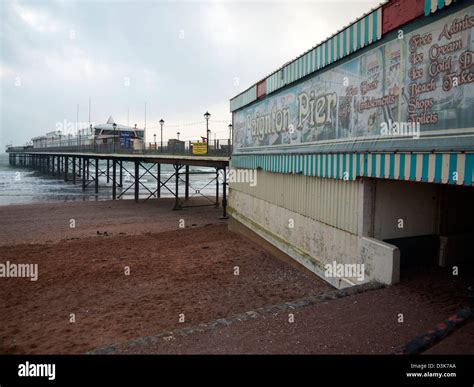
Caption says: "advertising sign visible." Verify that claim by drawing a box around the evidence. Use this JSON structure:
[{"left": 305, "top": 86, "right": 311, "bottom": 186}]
[
  {"left": 119, "top": 131, "right": 131, "bottom": 149},
  {"left": 233, "top": 6, "right": 474, "bottom": 153},
  {"left": 192, "top": 142, "right": 207, "bottom": 155}
]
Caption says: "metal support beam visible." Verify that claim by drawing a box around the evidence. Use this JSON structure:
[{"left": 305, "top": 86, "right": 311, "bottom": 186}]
[
  {"left": 82, "top": 157, "right": 86, "bottom": 191},
  {"left": 106, "top": 159, "right": 110, "bottom": 183},
  {"left": 173, "top": 164, "right": 181, "bottom": 210},
  {"left": 112, "top": 159, "right": 116, "bottom": 200},
  {"left": 215, "top": 168, "right": 219, "bottom": 208},
  {"left": 134, "top": 161, "right": 139, "bottom": 203},
  {"left": 72, "top": 157, "right": 76, "bottom": 184},
  {"left": 64, "top": 156, "right": 69, "bottom": 181},
  {"left": 119, "top": 161, "right": 123, "bottom": 187},
  {"left": 157, "top": 163, "right": 161, "bottom": 198},
  {"left": 185, "top": 165, "right": 189, "bottom": 200},
  {"left": 222, "top": 166, "right": 228, "bottom": 218},
  {"left": 95, "top": 158, "right": 99, "bottom": 194}
]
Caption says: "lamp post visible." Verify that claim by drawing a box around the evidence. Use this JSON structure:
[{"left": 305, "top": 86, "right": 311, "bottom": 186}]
[
  {"left": 153, "top": 133, "right": 157, "bottom": 149},
  {"left": 113, "top": 122, "right": 117, "bottom": 153},
  {"left": 228, "top": 123, "right": 232, "bottom": 156},
  {"left": 177, "top": 132, "right": 180, "bottom": 140},
  {"left": 159, "top": 119, "right": 164, "bottom": 153},
  {"left": 204, "top": 111, "right": 211, "bottom": 154}
]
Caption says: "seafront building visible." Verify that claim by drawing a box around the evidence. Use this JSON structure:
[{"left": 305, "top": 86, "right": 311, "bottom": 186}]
[{"left": 228, "top": 0, "right": 474, "bottom": 287}]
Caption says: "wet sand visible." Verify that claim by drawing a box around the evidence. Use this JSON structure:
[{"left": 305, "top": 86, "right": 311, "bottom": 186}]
[
  {"left": 0, "top": 199, "right": 471, "bottom": 354},
  {"left": 0, "top": 199, "right": 330, "bottom": 354}
]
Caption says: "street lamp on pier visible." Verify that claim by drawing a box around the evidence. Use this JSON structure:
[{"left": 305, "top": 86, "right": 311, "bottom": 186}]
[
  {"left": 228, "top": 123, "right": 233, "bottom": 156},
  {"left": 113, "top": 122, "right": 117, "bottom": 153},
  {"left": 159, "top": 119, "right": 164, "bottom": 153},
  {"left": 204, "top": 111, "right": 211, "bottom": 154}
]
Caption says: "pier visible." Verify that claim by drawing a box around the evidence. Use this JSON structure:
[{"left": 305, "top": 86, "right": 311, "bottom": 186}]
[{"left": 6, "top": 145, "right": 230, "bottom": 217}]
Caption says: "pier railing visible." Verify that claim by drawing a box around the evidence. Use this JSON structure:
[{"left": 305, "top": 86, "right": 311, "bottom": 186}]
[{"left": 7, "top": 139, "right": 232, "bottom": 157}]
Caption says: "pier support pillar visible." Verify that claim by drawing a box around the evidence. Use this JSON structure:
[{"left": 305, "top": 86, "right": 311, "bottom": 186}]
[
  {"left": 107, "top": 159, "right": 110, "bottom": 183},
  {"left": 57, "top": 156, "right": 61, "bottom": 177},
  {"left": 82, "top": 158, "right": 86, "bottom": 191},
  {"left": 222, "top": 166, "right": 228, "bottom": 219},
  {"left": 134, "top": 161, "right": 139, "bottom": 203},
  {"left": 173, "top": 164, "right": 181, "bottom": 210},
  {"left": 215, "top": 168, "right": 219, "bottom": 208},
  {"left": 95, "top": 158, "right": 99, "bottom": 194},
  {"left": 64, "top": 156, "right": 69, "bottom": 182},
  {"left": 86, "top": 158, "right": 89, "bottom": 181},
  {"left": 72, "top": 157, "right": 76, "bottom": 184},
  {"left": 119, "top": 161, "right": 123, "bottom": 187},
  {"left": 157, "top": 164, "right": 161, "bottom": 198},
  {"left": 112, "top": 160, "right": 116, "bottom": 200},
  {"left": 185, "top": 165, "right": 189, "bottom": 200}
]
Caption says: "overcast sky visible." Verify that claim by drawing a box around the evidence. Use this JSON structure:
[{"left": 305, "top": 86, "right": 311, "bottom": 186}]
[{"left": 0, "top": 0, "right": 380, "bottom": 148}]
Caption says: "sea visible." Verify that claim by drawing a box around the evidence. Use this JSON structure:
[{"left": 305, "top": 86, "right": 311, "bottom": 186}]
[{"left": 0, "top": 152, "right": 219, "bottom": 206}]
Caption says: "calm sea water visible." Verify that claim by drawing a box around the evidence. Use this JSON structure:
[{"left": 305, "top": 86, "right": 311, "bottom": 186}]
[{"left": 0, "top": 153, "right": 219, "bottom": 206}]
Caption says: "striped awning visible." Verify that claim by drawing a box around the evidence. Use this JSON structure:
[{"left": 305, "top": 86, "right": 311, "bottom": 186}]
[
  {"left": 231, "top": 152, "right": 474, "bottom": 186},
  {"left": 424, "top": 0, "right": 457, "bottom": 16},
  {"left": 265, "top": 8, "right": 382, "bottom": 96},
  {"left": 230, "top": 85, "right": 257, "bottom": 112},
  {"left": 231, "top": 6, "right": 383, "bottom": 112}
]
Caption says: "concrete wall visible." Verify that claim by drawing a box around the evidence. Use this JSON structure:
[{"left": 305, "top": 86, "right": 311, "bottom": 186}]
[
  {"left": 373, "top": 179, "right": 439, "bottom": 240},
  {"left": 229, "top": 171, "right": 400, "bottom": 287}
]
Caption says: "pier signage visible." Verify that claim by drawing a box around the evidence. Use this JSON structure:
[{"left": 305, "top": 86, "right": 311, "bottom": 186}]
[
  {"left": 232, "top": 6, "right": 474, "bottom": 153},
  {"left": 192, "top": 142, "right": 207, "bottom": 155}
]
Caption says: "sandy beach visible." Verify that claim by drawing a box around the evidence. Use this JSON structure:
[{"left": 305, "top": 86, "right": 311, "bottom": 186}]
[{"left": 0, "top": 199, "right": 472, "bottom": 354}]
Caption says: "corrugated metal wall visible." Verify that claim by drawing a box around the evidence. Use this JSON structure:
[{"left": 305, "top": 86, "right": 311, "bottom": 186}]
[{"left": 230, "top": 170, "right": 359, "bottom": 234}]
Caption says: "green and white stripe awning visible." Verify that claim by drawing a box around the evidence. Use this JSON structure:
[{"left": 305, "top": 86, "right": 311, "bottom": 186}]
[
  {"left": 424, "top": 0, "right": 457, "bottom": 16},
  {"left": 266, "top": 8, "right": 382, "bottom": 96},
  {"left": 231, "top": 152, "right": 474, "bottom": 186}
]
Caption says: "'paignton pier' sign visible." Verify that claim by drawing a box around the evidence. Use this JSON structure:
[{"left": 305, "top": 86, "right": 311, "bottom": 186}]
[{"left": 233, "top": 6, "right": 474, "bottom": 153}]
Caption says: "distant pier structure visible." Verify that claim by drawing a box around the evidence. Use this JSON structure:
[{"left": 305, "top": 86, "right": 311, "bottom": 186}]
[
  {"left": 7, "top": 146, "right": 230, "bottom": 216},
  {"left": 228, "top": 0, "right": 474, "bottom": 288}
]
